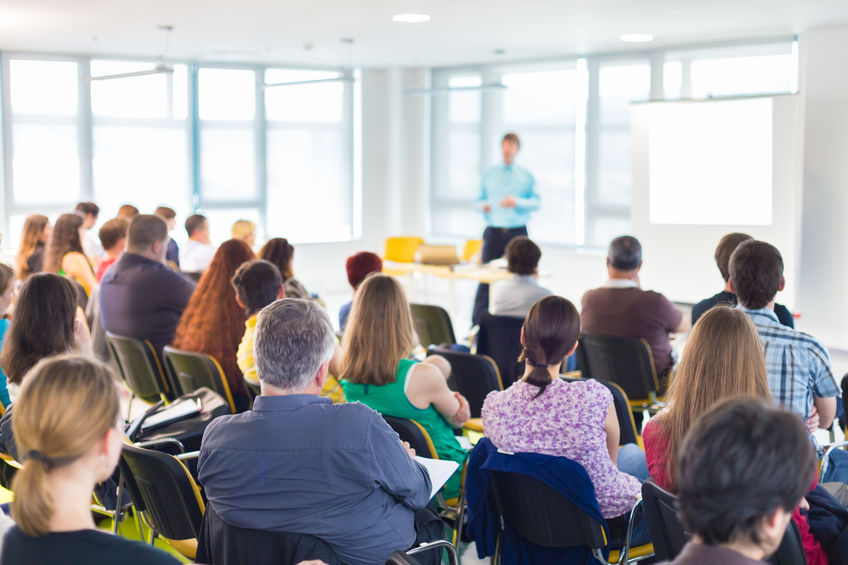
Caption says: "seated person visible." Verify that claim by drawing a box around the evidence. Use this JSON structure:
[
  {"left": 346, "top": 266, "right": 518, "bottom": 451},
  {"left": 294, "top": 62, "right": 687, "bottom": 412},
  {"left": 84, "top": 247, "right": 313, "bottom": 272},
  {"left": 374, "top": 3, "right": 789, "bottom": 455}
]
[
  {"left": 198, "top": 298, "right": 434, "bottom": 565},
  {"left": 154, "top": 206, "right": 180, "bottom": 268},
  {"left": 340, "top": 274, "right": 470, "bottom": 500},
  {"left": 44, "top": 213, "right": 98, "bottom": 297},
  {"left": 231, "top": 219, "right": 257, "bottom": 248},
  {"left": 692, "top": 233, "right": 794, "bottom": 327},
  {"left": 730, "top": 240, "right": 839, "bottom": 429},
  {"left": 259, "top": 238, "right": 312, "bottom": 299},
  {"left": 482, "top": 295, "right": 649, "bottom": 544},
  {"left": 95, "top": 218, "right": 128, "bottom": 282},
  {"left": 489, "top": 236, "right": 551, "bottom": 318},
  {"left": 15, "top": 214, "right": 50, "bottom": 279},
  {"left": 339, "top": 251, "right": 383, "bottom": 332},
  {"left": 75, "top": 201, "right": 102, "bottom": 263},
  {"left": 180, "top": 214, "right": 216, "bottom": 274},
  {"left": 116, "top": 204, "right": 139, "bottom": 221},
  {"left": 581, "top": 235, "right": 689, "bottom": 379},
  {"left": 0, "top": 263, "right": 15, "bottom": 408},
  {"left": 662, "top": 398, "right": 815, "bottom": 564},
  {"left": 1, "top": 355, "right": 180, "bottom": 565}
]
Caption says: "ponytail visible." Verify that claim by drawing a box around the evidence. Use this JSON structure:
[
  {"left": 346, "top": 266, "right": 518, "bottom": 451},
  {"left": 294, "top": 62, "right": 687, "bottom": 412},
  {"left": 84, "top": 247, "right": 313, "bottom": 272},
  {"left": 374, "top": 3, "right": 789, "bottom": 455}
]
[
  {"left": 11, "top": 456, "right": 54, "bottom": 536},
  {"left": 520, "top": 296, "right": 581, "bottom": 398}
]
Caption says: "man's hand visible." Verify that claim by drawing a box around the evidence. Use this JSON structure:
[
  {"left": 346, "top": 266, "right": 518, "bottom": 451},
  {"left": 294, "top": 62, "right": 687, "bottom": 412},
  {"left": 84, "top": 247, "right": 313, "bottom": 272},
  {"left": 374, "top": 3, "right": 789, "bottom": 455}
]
[
  {"left": 500, "top": 195, "right": 517, "bottom": 208},
  {"left": 452, "top": 392, "right": 471, "bottom": 426},
  {"left": 402, "top": 441, "right": 416, "bottom": 459},
  {"left": 805, "top": 406, "right": 820, "bottom": 433},
  {"left": 482, "top": 204, "right": 492, "bottom": 213}
]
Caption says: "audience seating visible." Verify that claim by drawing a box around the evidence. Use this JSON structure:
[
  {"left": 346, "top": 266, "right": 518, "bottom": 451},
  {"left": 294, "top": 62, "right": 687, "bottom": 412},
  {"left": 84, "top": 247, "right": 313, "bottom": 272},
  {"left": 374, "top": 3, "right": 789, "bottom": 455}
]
[
  {"left": 106, "top": 333, "right": 177, "bottom": 411},
  {"left": 384, "top": 237, "right": 425, "bottom": 263},
  {"left": 162, "top": 347, "right": 237, "bottom": 414},
  {"left": 426, "top": 346, "right": 502, "bottom": 433},
  {"left": 471, "top": 312, "right": 525, "bottom": 387},
  {"left": 411, "top": 303, "right": 457, "bottom": 348},
  {"left": 561, "top": 377, "right": 642, "bottom": 448}
]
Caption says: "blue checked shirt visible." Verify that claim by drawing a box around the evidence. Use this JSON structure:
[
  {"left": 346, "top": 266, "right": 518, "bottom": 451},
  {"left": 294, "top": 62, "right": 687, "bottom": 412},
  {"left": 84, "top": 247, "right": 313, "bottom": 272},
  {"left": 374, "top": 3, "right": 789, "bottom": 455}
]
[{"left": 740, "top": 306, "right": 840, "bottom": 419}]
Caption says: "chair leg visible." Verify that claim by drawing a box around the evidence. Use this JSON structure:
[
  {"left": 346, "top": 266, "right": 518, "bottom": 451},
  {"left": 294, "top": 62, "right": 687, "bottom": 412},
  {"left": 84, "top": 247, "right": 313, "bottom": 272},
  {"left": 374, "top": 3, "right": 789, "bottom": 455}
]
[{"left": 112, "top": 475, "right": 125, "bottom": 535}]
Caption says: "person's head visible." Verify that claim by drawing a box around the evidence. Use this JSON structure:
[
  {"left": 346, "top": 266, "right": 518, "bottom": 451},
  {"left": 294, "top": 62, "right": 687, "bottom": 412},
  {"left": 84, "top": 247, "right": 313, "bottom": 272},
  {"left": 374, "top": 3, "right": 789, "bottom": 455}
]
[
  {"left": 505, "top": 236, "right": 542, "bottom": 276},
  {"left": 74, "top": 202, "right": 100, "bottom": 229},
  {"left": 607, "top": 235, "right": 642, "bottom": 274},
  {"left": 677, "top": 398, "right": 815, "bottom": 559},
  {"left": 185, "top": 214, "right": 209, "bottom": 244},
  {"left": 345, "top": 251, "right": 383, "bottom": 291},
  {"left": 0, "top": 274, "right": 78, "bottom": 386},
  {"left": 231, "top": 220, "right": 256, "bottom": 248},
  {"left": 15, "top": 214, "right": 50, "bottom": 279},
  {"left": 116, "top": 204, "right": 139, "bottom": 221},
  {"left": 153, "top": 206, "right": 177, "bottom": 231},
  {"left": 660, "top": 305, "right": 770, "bottom": 489},
  {"left": 729, "top": 240, "right": 785, "bottom": 310},
  {"left": 341, "top": 274, "right": 414, "bottom": 386},
  {"left": 97, "top": 218, "right": 128, "bottom": 255},
  {"left": 44, "top": 213, "right": 85, "bottom": 273},
  {"left": 258, "top": 237, "right": 295, "bottom": 280},
  {"left": 231, "top": 259, "right": 284, "bottom": 317},
  {"left": 714, "top": 233, "right": 753, "bottom": 283},
  {"left": 0, "top": 263, "right": 15, "bottom": 315},
  {"left": 126, "top": 215, "right": 169, "bottom": 261},
  {"left": 520, "top": 296, "right": 580, "bottom": 397},
  {"left": 10, "top": 355, "right": 122, "bottom": 537},
  {"left": 254, "top": 299, "right": 335, "bottom": 394},
  {"left": 502, "top": 132, "right": 521, "bottom": 165}
]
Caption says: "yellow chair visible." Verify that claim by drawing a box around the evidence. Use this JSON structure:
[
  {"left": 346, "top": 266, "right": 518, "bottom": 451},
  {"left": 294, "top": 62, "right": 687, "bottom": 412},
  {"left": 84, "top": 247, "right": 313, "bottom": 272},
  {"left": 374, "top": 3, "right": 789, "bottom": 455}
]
[
  {"left": 384, "top": 237, "right": 424, "bottom": 263},
  {"left": 462, "top": 239, "right": 483, "bottom": 263}
]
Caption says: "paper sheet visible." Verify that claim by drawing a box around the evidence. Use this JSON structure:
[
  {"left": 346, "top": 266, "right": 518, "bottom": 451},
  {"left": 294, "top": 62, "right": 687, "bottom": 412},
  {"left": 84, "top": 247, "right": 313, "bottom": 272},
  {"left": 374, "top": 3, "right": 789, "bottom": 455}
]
[{"left": 415, "top": 456, "right": 460, "bottom": 499}]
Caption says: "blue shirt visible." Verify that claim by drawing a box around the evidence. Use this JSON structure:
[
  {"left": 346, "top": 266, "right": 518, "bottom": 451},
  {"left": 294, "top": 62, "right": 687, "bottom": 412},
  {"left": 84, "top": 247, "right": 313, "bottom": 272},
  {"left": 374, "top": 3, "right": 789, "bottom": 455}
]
[
  {"left": 166, "top": 238, "right": 180, "bottom": 268},
  {"left": 339, "top": 300, "right": 352, "bottom": 332},
  {"left": 740, "top": 306, "right": 840, "bottom": 419},
  {"left": 475, "top": 163, "right": 539, "bottom": 228},
  {"left": 0, "top": 319, "right": 10, "bottom": 408},
  {"left": 197, "top": 394, "right": 432, "bottom": 565}
]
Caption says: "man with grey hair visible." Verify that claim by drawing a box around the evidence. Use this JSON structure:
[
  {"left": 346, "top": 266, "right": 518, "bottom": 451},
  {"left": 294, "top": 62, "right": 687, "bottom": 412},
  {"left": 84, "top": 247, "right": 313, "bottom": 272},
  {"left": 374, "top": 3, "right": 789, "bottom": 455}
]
[{"left": 198, "top": 299, "right": 435, "bottom": 565}]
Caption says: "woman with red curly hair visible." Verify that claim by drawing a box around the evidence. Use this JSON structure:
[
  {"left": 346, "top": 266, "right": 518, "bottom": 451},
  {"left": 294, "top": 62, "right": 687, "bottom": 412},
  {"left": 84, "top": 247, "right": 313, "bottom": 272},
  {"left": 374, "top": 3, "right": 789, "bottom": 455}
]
[{"left": 172, "top": 239, "right": 254, "bottom": 411}]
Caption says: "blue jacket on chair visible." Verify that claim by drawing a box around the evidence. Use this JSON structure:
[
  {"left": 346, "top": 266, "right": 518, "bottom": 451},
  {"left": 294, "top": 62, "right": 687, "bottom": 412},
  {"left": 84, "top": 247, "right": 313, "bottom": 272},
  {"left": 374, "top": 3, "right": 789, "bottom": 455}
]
[{"left": 465, "top": 437, "right": 609, "bottom": 565}]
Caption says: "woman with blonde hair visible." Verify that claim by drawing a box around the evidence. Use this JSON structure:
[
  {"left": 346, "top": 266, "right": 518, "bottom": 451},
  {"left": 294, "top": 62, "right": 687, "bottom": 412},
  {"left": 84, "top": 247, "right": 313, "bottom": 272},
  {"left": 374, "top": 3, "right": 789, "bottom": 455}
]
[
  {"left": 44, "top": 213, "right": 97, "bottom": 296},
  {"left": 340, "top": 273, "right": 470, "bottom": 499},
  {"left": 15, "top": 214, "right": 51, "bottom": 279},
  {"left": 1, "top": 355, "right": 179, "bottom": 564},
  {"left": 231, "top": 219, "right": 257, "bottom": 248}
]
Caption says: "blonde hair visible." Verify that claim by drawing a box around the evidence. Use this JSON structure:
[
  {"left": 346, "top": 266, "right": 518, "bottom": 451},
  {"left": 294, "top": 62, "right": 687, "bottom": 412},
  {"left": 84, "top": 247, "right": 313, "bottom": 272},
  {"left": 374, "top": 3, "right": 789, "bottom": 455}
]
[
  {"left": 15, "top": 215, "right": 49, "bottom": 279},
  {"left": 231, "top": 220, "right": 256, "bottom": 242},
  {"left": 341, "top": 274, "right": 415, "bottom": 386},
  {"left": 658, "top": 306, "right": 771, "bottom": 490},
  {"left": 11, "top": 355, "right": 120, "bottom": 536}
]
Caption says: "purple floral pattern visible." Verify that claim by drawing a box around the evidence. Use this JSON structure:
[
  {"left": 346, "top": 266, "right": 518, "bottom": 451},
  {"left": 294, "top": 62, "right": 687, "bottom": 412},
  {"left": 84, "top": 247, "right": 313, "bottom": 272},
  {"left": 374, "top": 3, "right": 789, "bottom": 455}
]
[{"left": 482, "top": 379, "right": 641, "bottom": 519}]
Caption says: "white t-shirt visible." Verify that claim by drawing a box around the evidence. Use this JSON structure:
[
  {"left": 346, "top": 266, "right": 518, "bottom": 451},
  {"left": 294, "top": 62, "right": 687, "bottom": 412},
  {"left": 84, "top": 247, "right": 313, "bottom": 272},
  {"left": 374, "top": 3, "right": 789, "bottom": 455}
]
[{"left": 179, "top": 240, "right": 217, "bottom": 273}]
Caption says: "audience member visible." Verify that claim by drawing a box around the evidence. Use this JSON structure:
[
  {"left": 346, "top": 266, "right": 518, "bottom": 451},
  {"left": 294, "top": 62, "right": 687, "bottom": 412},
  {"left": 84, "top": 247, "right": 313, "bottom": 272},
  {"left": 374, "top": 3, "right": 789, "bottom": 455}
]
[
  {"left": 95, "top": 218, "right": 128, "bottom": 283},
  {"left": 339, "top": 251, "right": 382, "bottom": 331},
  {"left": 14, "top": 214, "right": 50, "bottom": 279},
  {"left": 231, "top": 219, "right": 256, "bottom": 248},
  {"left": 0, "top": 264, "right": 15, "bottom": 408},
  {"left": 660, "top": 399, "right": 815, "bottom": 565},
  {"left": 730, "top": 240, "right": 839, "bottom": 429},
  {"left": 100, "top": 215, "right": 195, "bottom": 358},
  {"left": 198, "top": 299, "right": 436, "bottom": 565},
  {"left": 116, "top": 204, "right": 139, "bottom": 221},
  {"left": 172, "top": 239, "right": 254, "bottom": 410},
  {"left": 692, "top": 233, "right": 794, "bottom": 327},
  {"left": 44, "top": 213, "right": 98, "bottom": 296},
  {"left": 482, "top": 295, "right": 649, "bottom": 544},
  {"left": 340, "top": 274, "right": 469, "bottom": 499},
  {"left": 181, "top": 214, "right": 216, "bottom": 274},
  {"left": 489, "top": 236, "right": 551, "bottom": 317},
  {"left": 74, "top": 201, "right": 102, "bottom": 263},
  {"left": 154, "top": 206, "right": 180, "bottom": 268},
  {"left": 259, "top": 237, "right": 311, "bottom": 299},
  {"left": 581, "top": 235, "right": 689, "bottom": 379},
  {"left": 0, "top": 355, "right": 179, "bottom": 565}
]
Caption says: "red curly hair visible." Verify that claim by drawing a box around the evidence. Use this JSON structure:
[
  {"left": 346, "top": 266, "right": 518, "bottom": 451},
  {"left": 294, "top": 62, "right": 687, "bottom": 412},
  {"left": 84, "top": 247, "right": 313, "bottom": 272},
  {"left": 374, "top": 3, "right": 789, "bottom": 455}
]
[{"left": 172, "top": 239, "right": 255, "bottom": 409}]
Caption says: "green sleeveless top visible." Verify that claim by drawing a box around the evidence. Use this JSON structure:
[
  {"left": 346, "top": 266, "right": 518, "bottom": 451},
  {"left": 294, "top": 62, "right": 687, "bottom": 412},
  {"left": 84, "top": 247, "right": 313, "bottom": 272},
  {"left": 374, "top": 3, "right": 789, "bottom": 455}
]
[{"left": 341, "top": 358, "right": 467, "bottom": 499}]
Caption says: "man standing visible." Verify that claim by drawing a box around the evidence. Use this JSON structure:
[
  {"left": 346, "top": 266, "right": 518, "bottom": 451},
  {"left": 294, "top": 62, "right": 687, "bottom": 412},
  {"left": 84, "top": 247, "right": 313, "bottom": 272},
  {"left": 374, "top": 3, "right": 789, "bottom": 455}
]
[{"left": 472, "top": 133, "right": 540, "bottom": 324}]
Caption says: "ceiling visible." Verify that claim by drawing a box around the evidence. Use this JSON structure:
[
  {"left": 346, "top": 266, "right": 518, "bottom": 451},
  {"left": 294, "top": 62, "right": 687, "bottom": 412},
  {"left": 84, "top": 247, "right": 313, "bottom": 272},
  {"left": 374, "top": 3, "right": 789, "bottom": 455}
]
[{"left": 0, "top": 0, "right": 846, "bottom": 68}]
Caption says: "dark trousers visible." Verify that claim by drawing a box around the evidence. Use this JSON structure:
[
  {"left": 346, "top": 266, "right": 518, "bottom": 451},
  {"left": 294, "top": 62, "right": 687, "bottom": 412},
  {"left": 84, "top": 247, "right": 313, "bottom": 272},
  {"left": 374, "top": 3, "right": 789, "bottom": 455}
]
[{"left": 472, "top": 226, "right": 528, "bottom": 325}]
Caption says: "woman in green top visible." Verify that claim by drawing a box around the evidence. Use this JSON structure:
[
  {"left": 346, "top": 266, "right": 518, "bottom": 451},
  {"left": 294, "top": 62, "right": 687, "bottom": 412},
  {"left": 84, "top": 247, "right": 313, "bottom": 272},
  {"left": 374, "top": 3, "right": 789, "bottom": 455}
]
[{"left": 340, "top": 274, "right": 470, "bottom": 499}]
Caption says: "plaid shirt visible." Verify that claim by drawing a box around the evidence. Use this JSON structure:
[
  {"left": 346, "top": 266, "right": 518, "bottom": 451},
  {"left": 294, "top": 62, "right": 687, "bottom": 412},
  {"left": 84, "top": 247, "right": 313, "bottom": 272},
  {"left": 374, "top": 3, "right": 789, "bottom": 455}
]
[{"left": 740, "top": 306, "right": 840, "bottom": 419}]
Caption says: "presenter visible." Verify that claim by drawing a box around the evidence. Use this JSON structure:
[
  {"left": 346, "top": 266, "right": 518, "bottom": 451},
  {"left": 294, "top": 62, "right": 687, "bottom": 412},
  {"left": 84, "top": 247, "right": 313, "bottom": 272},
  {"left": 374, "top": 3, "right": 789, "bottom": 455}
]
[{"left": 472, "top": 132, "right": 540, "bottom": 324}]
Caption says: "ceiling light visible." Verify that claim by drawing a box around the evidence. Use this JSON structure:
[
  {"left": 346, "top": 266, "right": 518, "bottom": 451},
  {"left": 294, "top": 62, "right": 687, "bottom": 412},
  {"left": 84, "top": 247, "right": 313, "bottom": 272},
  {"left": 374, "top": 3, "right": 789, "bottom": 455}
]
[
  {"left": 393, "top": 13, "right": 431, "bottom": 23},
  {"left": 619, "top": 33, "right": 654, "bottom": 43}
]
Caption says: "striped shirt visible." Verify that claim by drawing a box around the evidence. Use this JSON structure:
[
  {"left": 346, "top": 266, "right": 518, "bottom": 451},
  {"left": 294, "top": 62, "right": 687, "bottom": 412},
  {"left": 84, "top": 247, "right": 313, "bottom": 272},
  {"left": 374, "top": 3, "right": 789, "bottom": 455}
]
[{"left": 740, "top": 306, "right": 840, "bottom": 419}]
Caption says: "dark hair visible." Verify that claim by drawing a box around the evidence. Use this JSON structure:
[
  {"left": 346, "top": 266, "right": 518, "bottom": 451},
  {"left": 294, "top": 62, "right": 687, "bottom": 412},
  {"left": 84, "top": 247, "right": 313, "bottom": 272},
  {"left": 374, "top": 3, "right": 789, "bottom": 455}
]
[
  {"left": 505, "top": 236, "right": 541, "bottom": 275},
  {"left": 0, "top": 274, "right": 78, "bottom": 385},
  {"left": 502, "top": 132, "right": 521, "bottom": 149},
  {"left": 44, "top": 213, "right": 84, "bottom": 273},
  {"left": 0, "top": 264, "right": 14, "bottom": 296},
  {"left": 729, "top": 240, "right": 783, "bottom": 310},
  {"left": 608, "top": 235, "right": 642, "bottom": 271},
  {"left": 345, "top": 252, "right": 383, "bottom": 290},
  {"left": 185, "top": 214, "right": 207, "bottom": 238},
  {"left": 520, "top": 296, "right": 580, "bottom": 397},
  {"left": 677, "top": 398, "right": 814, "bottom": 548},
  {"left": 98, "top": 218, "right": 128, "bottom": 252},
  {"left": 117, "top": 204, "right": 139, "bottom": 220},
  {"left": 154, "top": 206, "right": 177, "bottom": 221},
  {"left": 231, "top": 259, "right": 282, "bottom": 317},
  {"left": 126, "top": 215, "right": 168, "bottom": 252},
  {"left": 74, "top": 202, "right": 100, "bottom": 218},
  {"left": 715, "top": 233, "right": 753, "bottom": 282},
  {"left": 259, "top": 238, "right": 295, "bottom": 281}
]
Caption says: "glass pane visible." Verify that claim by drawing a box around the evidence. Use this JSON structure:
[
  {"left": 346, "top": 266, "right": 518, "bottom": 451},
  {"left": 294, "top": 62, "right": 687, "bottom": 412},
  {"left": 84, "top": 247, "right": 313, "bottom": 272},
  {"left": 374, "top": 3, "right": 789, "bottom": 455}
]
[
  {"left": 502, "top": 69, "right": 578, "bottom": 125},
  {"left": 434, "top": 131, "right": 479, "bottom": 200},
  {"left": 200, "top": 127, "right": 256, "bottom": 200},
  {"left": 90, "top": 61, "right": 188, "bottom": 119},
  {"left": 597, "top": 128, "right": 632, "bottom": 207},
  {"left": 587, "top": 215, "right": 631, "bottom": 249},
  {"left": 198, "top": 68, "right": 255, "bottom": 120},
  {"left": 10, "top": 59, "right": 78, "bottom": 116},
  {"left": 449, "top": 75, "right": 481, "bottom": 124},
  {"left": 12, "top": 123, "right": 80, "bottom": 203},
  {"left": 663, "top": 61, "right": 683, "bottom": 99},
  {"left": 265, "top": 69, "right": 344, "bottom": 123},
  {"left": 202, "top": 208, "right": 263, "bottom": 247},
  {"left": 430, "top": 205, "right": 485, "bottom": 239},
  {"left": 599, "top": 63, "right": 651, "bottom": 123},
  {"left": 690, "top": 54, "right": 794, "bottom": 97}
]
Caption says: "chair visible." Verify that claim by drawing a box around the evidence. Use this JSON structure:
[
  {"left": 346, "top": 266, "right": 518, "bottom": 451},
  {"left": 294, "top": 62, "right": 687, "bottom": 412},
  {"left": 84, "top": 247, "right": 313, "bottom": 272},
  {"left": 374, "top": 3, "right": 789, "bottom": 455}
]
[
  {"left": 162, "top": 347, "right": 237, "bottom": 414},
  {"left": 106, "top": 333, "right": 175, "bottom": 412},
  {"left": 387, "top": 541, "right": 459, "bottom": 565},
  {"left": 385, "top": 237, "right": 425, "bottom": 263},
  {"left": 561, "top": 377, "right": 642, "bottom": 448},
  {"left": 461, "top": 239, "right": 483, "bottom": 263},
  {"left": 427, "top": 346, "right": 503, "bottom": 428},
  {"left": 472, "top": 313, "right": 525, "bottom": 388},
  {"left": 577, "top": 333, "right": 666, "bottom": 414},
  {"left": 117, "top": 444, "right": 205, "bottom": 560},
  {"left": 411, "top": 304, "right": 457, "bottom": 347}
]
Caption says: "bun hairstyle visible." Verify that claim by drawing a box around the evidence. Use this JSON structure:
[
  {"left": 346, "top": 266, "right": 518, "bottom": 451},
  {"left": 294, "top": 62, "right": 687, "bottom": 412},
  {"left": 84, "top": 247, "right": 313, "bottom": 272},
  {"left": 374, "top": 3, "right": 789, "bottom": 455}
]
[{"left": 520, "top": 296, "right": 581, "bottom": 397}]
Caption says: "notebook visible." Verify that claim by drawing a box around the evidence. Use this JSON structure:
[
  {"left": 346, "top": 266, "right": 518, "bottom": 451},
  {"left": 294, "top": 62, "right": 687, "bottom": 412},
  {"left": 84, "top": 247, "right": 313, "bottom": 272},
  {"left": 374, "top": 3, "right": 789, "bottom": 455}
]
[{"left": 414, "top": 456, "right": 460, "bottom": 499}]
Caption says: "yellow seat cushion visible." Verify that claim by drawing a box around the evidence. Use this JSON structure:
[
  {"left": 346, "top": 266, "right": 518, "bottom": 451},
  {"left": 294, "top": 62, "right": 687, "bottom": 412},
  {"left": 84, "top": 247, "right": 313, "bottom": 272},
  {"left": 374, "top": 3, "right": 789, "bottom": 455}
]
[{"left": 464, "top": 418, "right": 484, "bottom": 432}]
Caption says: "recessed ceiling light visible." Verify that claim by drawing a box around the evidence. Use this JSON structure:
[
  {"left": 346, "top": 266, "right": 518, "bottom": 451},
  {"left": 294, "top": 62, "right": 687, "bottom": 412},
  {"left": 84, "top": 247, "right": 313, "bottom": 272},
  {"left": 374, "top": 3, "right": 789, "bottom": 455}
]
[
  {"left": 393, "top": 13, "right": 431, "bottom": 23},
  {"left": 619, "top": 33, "right": 654, "bottom": 43}
]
